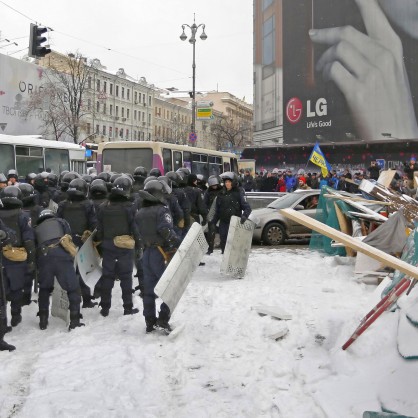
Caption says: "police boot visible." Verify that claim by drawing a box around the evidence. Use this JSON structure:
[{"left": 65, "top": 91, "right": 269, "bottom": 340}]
[
  {"left": 69, "top": 311, "right": 85, "bottom": 330},
  {"left": 99, "top": 303, "right": 110, "bottom": 317},
  {"left": 123, "top": 303, "right": 139, "bottom": 316},
  {"left": 156, "top": 313, "right": 172, "bottom": 333},
  {"left": 0, "top": 338, "right": 16, "bottom": 352},
  {"left": 11, "top": 309, "right": 22, "bottom": 328},
  {"left": 82, "top": 296, "right": 98, "bottom": 309},
  {"left": 1, "top": 318, "right": 12, "bottom": 334},
  {"left": 38, "top": 310, "right": 49, "bottom": 330},
  {"left": 145, "top": 317, "right": 157, "bottom": 333},
  {"left": 21, "top": 292, "right": 32, "bottom": 306}
]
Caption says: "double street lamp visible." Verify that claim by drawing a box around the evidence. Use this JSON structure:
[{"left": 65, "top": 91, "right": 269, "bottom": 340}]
[{"left": 180, "top": 16, "right": 207, "bottom": 144}]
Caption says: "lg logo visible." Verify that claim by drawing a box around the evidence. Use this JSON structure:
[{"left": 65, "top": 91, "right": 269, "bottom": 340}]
[{"left": 286, "top": 97, "right": 328, "bottom": 123}]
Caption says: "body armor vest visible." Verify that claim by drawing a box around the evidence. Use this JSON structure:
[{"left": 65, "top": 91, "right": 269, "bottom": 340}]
[
  {"left": 35, "top": 218, "right": 64, "bottom": 245},
  {"left": 219, "top": 189, "right": 242, "bottom": 222},
  {"left": 0, "top": 209, "right": 22, "bottom": 246},
  {"left": 23, "top": 205, "right": 40, "bottom": 226},
  {"left": 138, "top": 206, "right": 165, "bottom": 247},
  {"left": 62, "top": 201, "right": 88, "bottom": 235},
  {"left": 102, "top": 202, "right": 131, "bottom": 239}
]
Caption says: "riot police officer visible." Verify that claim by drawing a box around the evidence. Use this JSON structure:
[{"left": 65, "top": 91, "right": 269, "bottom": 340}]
[
  {"left": 96, "top": 175, "right": 140, "bottom": 317},
  {"left": 184, "top": 173, "right": 208, "bottom": 227},
  {"left": 169, "top": 170, "right": 191, "bottom": 238},
  {"left": 203, "top": 175, "right": 223, "bottom": 255},
  {"left": 57, "top": 178, "right": 97, "bottom": 308},
  {"left": 0, "top": 220, "right": 16, "bottom": 351},
  {"left": 0, "top": 186, "right": 36, "bottom": 328},
  {"left": 34, "top": 210, "right": 84, "bottom": 330},
  {"left": 136, "top": 179, "right": 181, "bottom": 333},
  {"left": 132, "top": 166, "right": 147, "bottom": 194},
  {"left": 89, "top": 178, "right": 108, "bottom": 213}
]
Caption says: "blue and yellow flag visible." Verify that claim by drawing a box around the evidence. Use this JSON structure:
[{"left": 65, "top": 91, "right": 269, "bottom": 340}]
[{"left": 308, "top": 142, "right": 332, "bottom": 177}]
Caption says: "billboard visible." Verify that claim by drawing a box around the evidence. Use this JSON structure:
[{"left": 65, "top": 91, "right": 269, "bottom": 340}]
[
  {"left": 282, "top": 0, "right": 418, "bottom": 145},
  {"left": 0, "top": 53, "right": 45, "bottom": 135}
]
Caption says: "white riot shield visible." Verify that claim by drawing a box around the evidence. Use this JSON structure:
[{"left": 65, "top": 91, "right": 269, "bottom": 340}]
[
  {"left": 51, "top": 278, "right": 70, "bottom": 325},
  {"left": 220, "top": 215, "right": 255, "bottom": 278},
  {"left": 76, "top": 231, "right": 102, "bottom": 287},
  {"left": 48, "top": 199, "right": 58, "bottom": 214},
  {"left": 155, "top": 222, "right": 208, "bottom": 313}
]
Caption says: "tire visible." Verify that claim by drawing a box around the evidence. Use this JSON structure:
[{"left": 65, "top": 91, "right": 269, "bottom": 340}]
[{"left": 262, "top": 222, "right": 286, "bottom": 245}]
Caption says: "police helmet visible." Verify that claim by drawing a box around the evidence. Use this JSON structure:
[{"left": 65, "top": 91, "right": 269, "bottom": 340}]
[
  {"left": 39, "top": 171, "right": 50, "bottom": 180},
  {"left": 110, "top": 175, "right": 132, "bottom": 198},
  {"left": 97, "top": 172, "right": 111, "bottom": 183},
  {"left": 122, "top": 173, "right": 134, "bottom": 185},
  {"left": 26, "top": 172, "right": 37, "bottom": 183},
  {"left": 208, "top": 175, "right": 220, "bottom": 187},
  {"left": 7, "top": 169, "right": 18, "bottom": 180},
  {"left": 133, "top": 166, "right": 147, "bottom": 178},
  {"left": 187, "top": 173, "right": 198, "bottom": 186},
  {"left": 82, "top": 174, "right": 94, "bottom": 184},
  {"left": 221, "top": 171, "right": 238, "bottom": 186},
  {"left": 110, "top": 173, "right": 122, "bottom": 183},
  {"left": 67, "top": 178, "right": 88, "bottom": 198},
  {"left": 0, "top": 185, "right": 23, "bottom": 207},
  {"left": 37, "top": 209, "right": 56, "bottom": 225},
  {"left": 90, "top": 179, "right": 108, "bottom": 196},
  {"left": 18, "top": 183, "right": 36, "bottom": 204},
  {"left": 47, "top": 173, "right": 58, "bottom": 187},
  {"left": 61, "top": 172, "right": 80, "bottom": 185},
  {"left": 60, "top": 170, "right": 69, "bottom": 180},
  {"left": 0, "top": 173, "right": 7, "bottom": 184},
  {"left": 157, "top": 176, "right": 172, "bottom": 193},
  {"left": 139, "top": 179, "right": 169, "bottom": 203},
  {"left": 149, "top": 168, "right": 162, "bottom": 178},
  {"left": 176, "top": 168, "right": 190, "bottom": 186},
  {"left": 165, "top": 171, "right": 180, "bottom": 187},
  {"left": 143, "top": 176, "right": 154, "bottom": 187}
]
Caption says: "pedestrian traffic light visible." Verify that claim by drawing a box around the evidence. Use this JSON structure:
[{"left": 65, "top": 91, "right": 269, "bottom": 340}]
[{"left": 28, "top": 23, "right": 51, "bottom": 58}]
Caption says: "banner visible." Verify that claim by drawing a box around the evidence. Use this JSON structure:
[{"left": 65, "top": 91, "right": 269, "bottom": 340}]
[{"left": 308, "top": 142, "right": 332, "bottom": 177}]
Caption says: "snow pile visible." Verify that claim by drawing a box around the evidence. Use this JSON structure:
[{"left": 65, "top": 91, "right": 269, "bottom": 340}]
[{"left": 1, "top": 248, "right": 417, "bottom": 417}]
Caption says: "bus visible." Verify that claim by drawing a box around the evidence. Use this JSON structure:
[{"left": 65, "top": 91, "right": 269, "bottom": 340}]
[
  {"left": 0, "top": 134, "right": 86, "bottom": 179},
  {"left": 96, "top": 141, "right": 238, "bottom": 178}
]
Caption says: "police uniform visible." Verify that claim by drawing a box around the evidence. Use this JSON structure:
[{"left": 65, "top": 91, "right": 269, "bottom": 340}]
[
  {"left": 184, "top": 174, "right": 208, "bottom": 227},
  {"left": 95, "top": 176, "right": 140, "bottom": 317},
  {"left": 34, "top": 212, "right": 83, "bottom": 330},
  {"left": 203, "top": 178, "right": 223, "bottom": 254},
  {"left": 0, "top": 188, "right": 35, "bottom": 328},
  {"left": 136, "top": 180, "right": 181, "bottom": 332}
]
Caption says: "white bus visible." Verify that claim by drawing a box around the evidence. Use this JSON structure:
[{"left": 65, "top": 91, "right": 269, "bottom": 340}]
[
  {"left": 0, "top": 134, "right": 86, "bottom": 178},
  {"left": 96, "top": 141, "right": 238, "bottom": 177}
]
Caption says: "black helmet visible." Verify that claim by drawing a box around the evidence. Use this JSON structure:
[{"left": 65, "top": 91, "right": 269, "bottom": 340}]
[
  {"left": 18, "top": 183, "right": 36, "bottom": 204},
  {"left": 39, "top": 171, "right": 50, "bottom": 180},
  {"left": 82, "top": 174, "right": 94, "bottom": 184},
  {"left": 61, "top": 172, "right": 80, "bottom": 185},
  {"left": 166, "top": 171, "right": 180, "bottom": 187},
  {"left": 208, "top": 175, "right": 220, "bottom": 187},
  {"left": 60, "top": 170, "right": 69, "bottom": 180},
  {"left": 33, "top": 173, "right": 48, "bottom": 192},
  {"left": 133, "top": 166, "right": 147, "bottom": 178},
  {"left": 90, "top": 179, "right": 108, "bottom": 196},
  {"left": 97, "top": 172, "right": 111, "bottom": 183},
  {"left": 221, "top": 171, "right": 238, "bottom": 187},
  {"left": 139, "top": 179, "right": 170, "bottom": 203},
  {"left": 67, "top": 178, "right": 88, "bottom": 198},
  {"left": 7, "top": 169, "right": 18, "bottom": 180},
  {"left": 187, "top": 173, "right": 198, "bottom": 186},
  {"left": 110, "top": 173, "right": 122, "bottom": 183},
  {"left": 110, "top": 175, "right": 132, "bottom": 198},
  {"left": 37, "top": 209, "right": 56, "bottom": 225},
  {"left": 0, "top": 173, "right": 7, "bottom": 184},
  {"left": 158, "top": 175, "right": 172, "bottom": 189},
  {"left": 0, "top": 185, "right": 23, "bottom": 207},
  {"left": 176, "top": 168, "right": 190, "bottom": 186},
  {"left": 47, "top": 173, "right": 58, "bottom": 187},
  {"left": 149, "top": 168, "right": 162, "bottom": 178}
]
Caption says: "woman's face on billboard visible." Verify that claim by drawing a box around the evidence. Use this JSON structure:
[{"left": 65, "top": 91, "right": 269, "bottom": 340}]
[{"left": 378, "top": 0, "right": 418, "bottom": 39}]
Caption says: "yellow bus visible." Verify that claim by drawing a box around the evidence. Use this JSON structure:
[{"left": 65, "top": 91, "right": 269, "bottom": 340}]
[{"left": 96, "top": 141, "right": 238, "bottom": 178}]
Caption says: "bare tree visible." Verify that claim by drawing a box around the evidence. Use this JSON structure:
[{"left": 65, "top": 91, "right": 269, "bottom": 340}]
[
  {"left": 24, "top": 52, "right": 94, "bottom": 143},
  {"left": 210, "top": 114, "right": 251, "bottom": 151}
]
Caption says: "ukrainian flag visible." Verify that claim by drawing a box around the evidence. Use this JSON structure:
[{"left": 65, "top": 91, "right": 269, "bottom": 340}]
[{"left": 308, "top": 142, "right": 332, "bottom": 177}]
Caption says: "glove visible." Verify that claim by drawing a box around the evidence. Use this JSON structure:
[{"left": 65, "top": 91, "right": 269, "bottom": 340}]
[
  {"left": 27, "top": 262, "right": 36, "bottom": 274},
  {"left": 240, "top": 216, "right": 247, "bottom": 224}
]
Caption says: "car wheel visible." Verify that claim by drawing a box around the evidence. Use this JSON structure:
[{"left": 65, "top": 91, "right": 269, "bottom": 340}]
[{"left": 262, "top": 222, "right": 286, "bottom": 245}]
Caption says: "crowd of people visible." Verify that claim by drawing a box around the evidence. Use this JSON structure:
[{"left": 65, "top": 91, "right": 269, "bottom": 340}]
[
  {"left": 0, "top": 167, "right": 251, "bottom": 351},
  {"left": 239, "top": 156, "right": 418, "bottom": 197}
]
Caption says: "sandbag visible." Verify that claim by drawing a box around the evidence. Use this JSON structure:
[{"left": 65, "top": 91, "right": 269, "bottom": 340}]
[
  {"left": 2, "top": 245, "right": 27, "bottom": 262},
  {"left": 60, "top": 234, "right": 78, "bottom": 258},
  {"left": 113, "top": 235, "right": 135, "bottom": 249}
]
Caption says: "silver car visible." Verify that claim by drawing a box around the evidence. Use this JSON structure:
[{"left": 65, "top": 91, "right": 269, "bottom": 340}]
[{"left": 252, "top": 189, "right": 321, "bottom": 245}]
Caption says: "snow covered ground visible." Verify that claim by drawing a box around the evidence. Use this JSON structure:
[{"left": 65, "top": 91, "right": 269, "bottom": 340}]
[{"left": 1, "top": 247, "right": 417, "bottom": 418}]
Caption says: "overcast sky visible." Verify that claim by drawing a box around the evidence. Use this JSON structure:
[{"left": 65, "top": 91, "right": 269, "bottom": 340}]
[{"left": 0, "top": 0, "right": 253, "bottom": 103}]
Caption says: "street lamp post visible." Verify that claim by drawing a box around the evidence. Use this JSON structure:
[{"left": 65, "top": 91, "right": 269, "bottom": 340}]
[{"left": 180, "top": 15, "right": 207, "bottom": 145}]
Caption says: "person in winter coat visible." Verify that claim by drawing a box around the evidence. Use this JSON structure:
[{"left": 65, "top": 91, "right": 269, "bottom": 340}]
[
  {"left": 275, "top": 173, "right": 287, "bottom": 192},
  {"left": 296, "top": 177, "right": 311, "bottom": 190},
  {"left": 211, "top": 172, "right": 251, "bottom": 254},
  {"left": 242, "top": 170, "right": 255, "bottom": 192},
  {"left": 403, "top": 156, "right": 418, "bottom": 187},
  {"left": 203, "top": 175, "right": 223, "bottom": 255}
]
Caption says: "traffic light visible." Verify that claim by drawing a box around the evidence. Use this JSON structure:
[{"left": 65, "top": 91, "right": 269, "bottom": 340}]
[{"left": 28, "top": 23, "right": 51, "bottom": 58}]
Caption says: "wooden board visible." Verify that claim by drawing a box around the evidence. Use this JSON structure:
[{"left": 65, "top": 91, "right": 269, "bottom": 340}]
[
  {"left": 252, "top": 305, "right": 292, "bottom": 320},
  {"left": 377, "top": 169, "right": 397, "bottom": 188},
  {"left": 347, "top": 211, "right": 386, "bottom": 222},
  {"left": 280, "top": 208, "right": 418, "bottom": 280},
  {"left": 334, "top": 203, "right": 355, "bottom": 257}
]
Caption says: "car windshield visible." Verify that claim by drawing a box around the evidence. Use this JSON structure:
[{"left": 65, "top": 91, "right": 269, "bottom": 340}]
[{"left": 267, "top": 192, "right": 309, "bottom": 209}]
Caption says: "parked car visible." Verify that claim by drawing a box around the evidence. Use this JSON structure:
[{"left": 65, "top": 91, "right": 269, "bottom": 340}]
[
  {"left": 252, "top": 189, "right": 321, "bottom": 245},
  {"left": 245, "top": 191, "right": 287, "bottom": 210}
]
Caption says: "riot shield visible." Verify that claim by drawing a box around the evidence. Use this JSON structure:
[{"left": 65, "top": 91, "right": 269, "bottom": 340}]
[
  {"left": 51, "top": 278, "right": 70, "bottom": 325},
  {"left": 155, "top": 222, "right": 208, "bottom": 313},
  {"left": 220, "top": 215, "right": 255, "bottom": 278},
  {"left": 75, "top": 231, "right": 102, "bottom": 288}
]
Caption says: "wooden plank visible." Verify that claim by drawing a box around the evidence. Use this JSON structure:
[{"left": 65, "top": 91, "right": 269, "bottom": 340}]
[
  {"left": 324, "top": 194, "right": 391, "bottom": 205},
  {"left": 377, "top": 169, "right": 397, "bottom": 188},
  {"left": 280, "top": 208, "right": 418, "bottom": 280},
  {"left": 334, "top": 203, "right": 355, "bottom": 257},
  {"left": 347, "top": 211, "right": 386, "bottom": 222}
]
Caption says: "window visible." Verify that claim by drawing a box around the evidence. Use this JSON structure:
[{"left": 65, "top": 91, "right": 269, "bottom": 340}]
[
  {"left": 103, "top": 103, "right": 106, "bottom": 114},
  {"left": 134, "top": 110, "right": 137, "bottom": 120},
  {"left": 263, "top": 16, "right": 275, "bottom": 66},
  {"left": 162, "top": 148, "right": 172, "bottom": 173},
  {"left": 86, "top": 123, "right": 91, "bottom": 135},
  {"left": 110, "top": 104, "right": 113, "bottom": 116},
  {"left": 142, "top": 112, "right": 145, "bottom": 121},
  {"left": 122, "top": 108, "right": 125, "bottom": 118},
  {"left": 110, "top": 83, "right": 113, "bottom": 95},
  {"left": 96, "top": 124, "right": 99, "bottom": 134},
  {"left": 263, "top": 0, "right": 273, "bottom": 10},
  {"left": 183, "top": 151, "right": 192, "bottom": 171},
  {"left": 116, "top": 85, "right": 119, "bottom": 97},
  {"left": 116, "top": 106, "right": 119, "bottom": 117},
  {"left": 96, "top": 80, "right": 100, "bottom": 92},
  {"left": 103, "top": 81, "right": 107, "bottom": 93},
  {"left": 102, "top": 125, "right": 106, "bottom": 136},
  {"left": 109, "top": 127, "right": 113, "bottom": 138},
  {"left": 44, "top": 148, "right": 70, "bottom": 174},
  {"left": 127, "top": 89, "right": 130, "bottom": 100},
  {"left": 96, "top": 101, "right": 100, "bottom": 112},
  {"left": 134, "top": 92, "right": 137, "bottom": 103},
  {"left": 209, "top": 156, "right": 222, "bottom": 176},
  {"left": 143, "top": 94, "right": 146, "bottom": 104},
  {"left": 87, "top": 99, "right": 91, "bottom": 110},
  {"left": 126, "top": 129, "right": 129, "bottom": 139},
  {"left": 122, "top": 87, "right": 125, "bottom": 99},
  {"left": 127, "top": 109, "right": 130, "bottom": 119},
  {"left": 173, "top": 151, "right": 182, "bottom": 171},
  {"left": 148, "top": 95, "right": 151, "bottom": 106},
  {"left": 119, "top": 128, "right": 123, "bottom": 138},
  {"left": 191, "top": 153, "right": 209, "bottom": 178},
  {"left": 88, "top": 77, "right": 92, "bottom": 89},
  {"left": 103, "top": 147, "right": 153, "bottom": 173}
]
